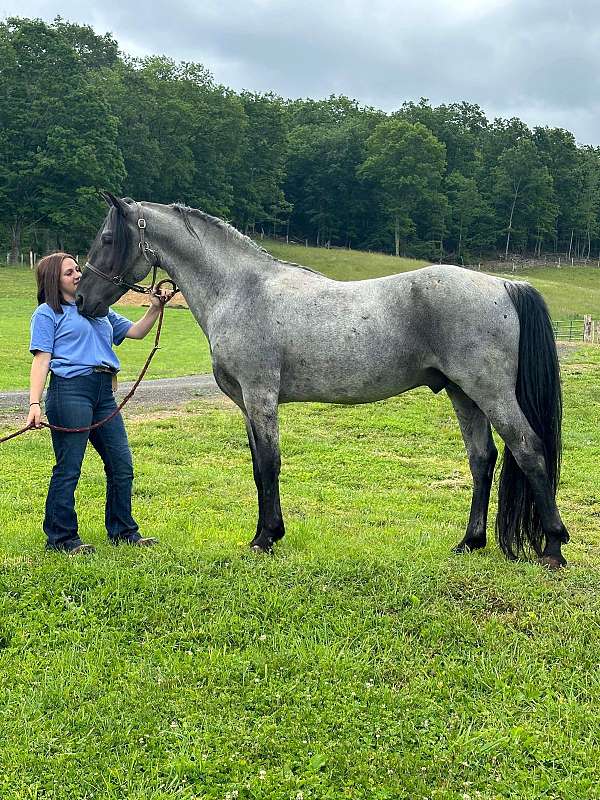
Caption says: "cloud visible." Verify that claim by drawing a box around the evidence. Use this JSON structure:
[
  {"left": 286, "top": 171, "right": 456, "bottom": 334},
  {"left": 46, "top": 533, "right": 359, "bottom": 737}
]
[{"left": 2, "top": 0, "right": 599, "bottom": 144}]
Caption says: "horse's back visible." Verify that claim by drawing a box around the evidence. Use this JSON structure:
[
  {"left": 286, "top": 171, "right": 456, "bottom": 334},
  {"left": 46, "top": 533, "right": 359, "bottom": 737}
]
[{"left": 258, "top": 263, "right": 520, "bottom": 404}]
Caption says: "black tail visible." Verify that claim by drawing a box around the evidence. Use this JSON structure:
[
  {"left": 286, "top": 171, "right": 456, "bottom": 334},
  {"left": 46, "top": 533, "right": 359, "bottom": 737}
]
[{"left": 496, "top": 281, "right": 562, "bottom": 559}]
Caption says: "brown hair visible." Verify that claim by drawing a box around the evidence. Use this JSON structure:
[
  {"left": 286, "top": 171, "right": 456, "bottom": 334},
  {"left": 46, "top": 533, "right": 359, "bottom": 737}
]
[{"left": 35, "top": 252, "right": 78, "bottom": 313}]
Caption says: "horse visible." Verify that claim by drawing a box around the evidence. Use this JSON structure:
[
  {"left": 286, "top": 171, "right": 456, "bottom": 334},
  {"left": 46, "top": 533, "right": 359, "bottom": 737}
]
[{"left": 76, "top": 194, "right": 568, "bottom": 569}]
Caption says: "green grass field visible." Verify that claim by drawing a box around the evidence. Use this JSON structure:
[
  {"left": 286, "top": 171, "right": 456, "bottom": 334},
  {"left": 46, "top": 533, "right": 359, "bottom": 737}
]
[
  {"left": 1, "top": 349, "right": 600, "bottom": 798},
  {"left": 2, "top": 244, "right": 600, "bottom": 390},
  {"left": 0, "top": 244, "right": 600, "bottom": 797}
]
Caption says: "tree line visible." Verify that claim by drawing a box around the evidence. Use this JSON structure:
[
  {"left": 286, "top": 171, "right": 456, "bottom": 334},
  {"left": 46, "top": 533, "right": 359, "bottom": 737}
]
[{"left": 1, "top": 16, "right": 600, "bottom": 264}]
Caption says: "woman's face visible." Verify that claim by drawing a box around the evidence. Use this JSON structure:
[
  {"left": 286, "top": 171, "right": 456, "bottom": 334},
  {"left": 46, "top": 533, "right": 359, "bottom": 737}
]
[{"left": 59, "top": 258, "right": 82, "bottom": 301}]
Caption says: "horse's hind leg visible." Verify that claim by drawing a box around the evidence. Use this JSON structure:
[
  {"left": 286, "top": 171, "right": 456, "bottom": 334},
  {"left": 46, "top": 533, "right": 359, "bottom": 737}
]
[
  {"left": 484, "top": 395, "right": 568, "bottom": 568},
  {"left": 243, "top": 390, "right": 285, "bottom": 553},
  {"left": 446, "top": 383, "right": 498, "bottom": 554}
]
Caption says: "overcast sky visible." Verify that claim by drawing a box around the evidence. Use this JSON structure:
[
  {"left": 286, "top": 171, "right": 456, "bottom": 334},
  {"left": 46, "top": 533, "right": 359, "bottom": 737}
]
[{"left": 2, "top": 0, "right": 599, "bottom": 146}]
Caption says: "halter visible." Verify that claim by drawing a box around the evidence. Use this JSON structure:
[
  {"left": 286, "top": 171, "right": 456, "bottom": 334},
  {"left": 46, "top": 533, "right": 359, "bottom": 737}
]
[{"left": 84, "top": 203, "right": 176, "bottom": 296}]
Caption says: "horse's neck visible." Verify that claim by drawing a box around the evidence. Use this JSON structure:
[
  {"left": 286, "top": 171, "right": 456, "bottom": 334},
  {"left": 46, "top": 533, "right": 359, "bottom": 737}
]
[{"left": 154, "top": 213, "right": 268, "bottom": 335}]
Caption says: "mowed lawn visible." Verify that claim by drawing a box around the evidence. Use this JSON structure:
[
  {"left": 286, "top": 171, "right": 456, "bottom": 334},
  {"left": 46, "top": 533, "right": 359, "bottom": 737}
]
[
  {"left": 1, "top": 250, "right": 600, "bottom": 797},
  {"left": 3, "top": 246, "right": 600, "bottom": 390}
]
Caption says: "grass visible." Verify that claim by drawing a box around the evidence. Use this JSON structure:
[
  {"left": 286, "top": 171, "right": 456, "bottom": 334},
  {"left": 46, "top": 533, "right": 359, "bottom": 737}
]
[
  {"left": 496, "top": 267, "right": 600, "bottom": 320},
  {"left": 1, "top": 344, "right": 600, "bottom": 797},
  {"left": 1, "top": 243, "right": 600, "bottom": 796},
  {"left": 3, "top": 245, "right": 600, "bottom": 391}
]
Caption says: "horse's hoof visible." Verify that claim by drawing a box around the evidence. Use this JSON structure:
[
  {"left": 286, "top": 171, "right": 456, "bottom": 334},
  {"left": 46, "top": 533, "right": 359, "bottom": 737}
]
[
  {"left": 452, "top": 540, "right": 485, "bottom": 554},
  {"left": 452, "top": 543, "right": 472, "bottom": 554},
  {"left": 539, "top": 555, "right": 567, "bottom": 570},
  {"left": 249, "top": 540, "right": 273, "bottom": 554}
]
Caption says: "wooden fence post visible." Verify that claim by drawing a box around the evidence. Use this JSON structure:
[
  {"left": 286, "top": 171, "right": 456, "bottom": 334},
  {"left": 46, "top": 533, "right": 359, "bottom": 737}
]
[{"left": 584, "top": 315, "right": 592, "bottom": 342}]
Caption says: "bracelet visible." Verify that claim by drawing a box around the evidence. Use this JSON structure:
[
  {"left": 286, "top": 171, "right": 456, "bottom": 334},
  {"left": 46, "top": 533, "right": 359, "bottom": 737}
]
[{"left": 29, "top": 402, "right": 41, "bottom": 406}]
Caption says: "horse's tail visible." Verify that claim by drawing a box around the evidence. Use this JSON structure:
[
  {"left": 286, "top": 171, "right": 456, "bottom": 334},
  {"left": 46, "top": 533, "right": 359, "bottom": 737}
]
[{"left": 496, "top": 281, "right": 562, "bottom": 559}]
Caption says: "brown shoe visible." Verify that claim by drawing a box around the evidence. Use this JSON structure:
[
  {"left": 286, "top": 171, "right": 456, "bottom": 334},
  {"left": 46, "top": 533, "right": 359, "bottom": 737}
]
[
  {"left": 46, "top": 540, "right": 96, "bottom": 556},
  {"left": 68, "top": 543, "right": 96, "bottom": 556},
  {"left": 133, "top": 537, "right": 158, "bottom": 547},
  {"left": 111, "top": 534, "right": 158, "bottom": 547}
]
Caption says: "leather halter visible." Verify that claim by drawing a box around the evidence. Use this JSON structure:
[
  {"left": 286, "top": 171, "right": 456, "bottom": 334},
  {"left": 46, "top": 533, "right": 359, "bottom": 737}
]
[{"left": 84, "top": 203, "right": 176, "bottom": 296}]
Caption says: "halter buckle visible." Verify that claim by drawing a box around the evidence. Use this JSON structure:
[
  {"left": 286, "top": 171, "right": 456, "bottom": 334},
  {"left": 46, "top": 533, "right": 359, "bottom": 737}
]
[{"left": 138, "top": 218, "right": 146, "bottom": 229}]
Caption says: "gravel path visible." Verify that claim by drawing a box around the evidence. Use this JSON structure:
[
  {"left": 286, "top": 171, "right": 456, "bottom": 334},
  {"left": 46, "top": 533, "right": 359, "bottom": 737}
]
[{"left": 0, "top": 373, "right": 222, "bottom": 416}]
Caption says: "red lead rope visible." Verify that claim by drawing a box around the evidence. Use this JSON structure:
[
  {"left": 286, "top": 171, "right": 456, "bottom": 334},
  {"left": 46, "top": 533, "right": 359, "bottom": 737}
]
[{"left": 0, "top": 300, "right": 168, "bottom": 445}]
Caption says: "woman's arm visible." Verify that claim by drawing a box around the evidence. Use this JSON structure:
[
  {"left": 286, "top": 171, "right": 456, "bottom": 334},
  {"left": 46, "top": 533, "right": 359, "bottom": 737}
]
[
  {"left": 27, "top": 351, "right": 51, "bottom": 428},
  {"left": 125, "top": 288, "right": 173, "bottom": 340},
  {"left": 125, "top": 303, "right": 162, "bottom": 340}
]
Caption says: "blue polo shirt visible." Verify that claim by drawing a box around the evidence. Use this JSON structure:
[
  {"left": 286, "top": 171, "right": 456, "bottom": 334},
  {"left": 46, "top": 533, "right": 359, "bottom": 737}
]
[{"left": 30, "top": 302, "right": 133, "bottom": 378}]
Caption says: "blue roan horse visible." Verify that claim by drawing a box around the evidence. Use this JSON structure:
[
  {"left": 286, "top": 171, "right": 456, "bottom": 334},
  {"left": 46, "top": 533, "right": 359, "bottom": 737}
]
[{"left": 76, "top": 195, "right": 568, "bottom": 569}]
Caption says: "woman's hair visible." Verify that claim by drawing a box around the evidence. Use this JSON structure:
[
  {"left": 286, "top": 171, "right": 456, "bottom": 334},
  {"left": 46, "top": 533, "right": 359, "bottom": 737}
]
[{"left": 35, "top": 252, "right": 78, "bottom": 313}]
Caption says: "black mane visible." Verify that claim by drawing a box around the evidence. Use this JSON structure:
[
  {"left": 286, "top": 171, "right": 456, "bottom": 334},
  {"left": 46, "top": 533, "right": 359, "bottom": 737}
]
[
  {"left": 87, "top": 205, "right": 131, "bottom": 276},
  {"left": 171, "top": 203, "right": 322, "bottom": 276}
]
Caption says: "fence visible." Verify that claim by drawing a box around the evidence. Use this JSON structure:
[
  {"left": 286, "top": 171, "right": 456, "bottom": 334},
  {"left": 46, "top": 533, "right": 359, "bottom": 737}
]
[{"left": 552, "top": 315, "right": 599, "bottom": 343}]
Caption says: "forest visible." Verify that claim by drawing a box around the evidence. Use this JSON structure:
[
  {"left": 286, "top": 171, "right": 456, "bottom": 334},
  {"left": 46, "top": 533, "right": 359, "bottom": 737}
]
[{"left": 1, "top": 16, "right": 599, "bottom": 264}]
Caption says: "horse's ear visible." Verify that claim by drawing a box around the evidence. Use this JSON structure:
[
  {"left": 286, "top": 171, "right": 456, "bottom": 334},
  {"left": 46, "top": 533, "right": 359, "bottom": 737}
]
[{"left": 100, "top": 191, "right": 134, "bottom": 218}]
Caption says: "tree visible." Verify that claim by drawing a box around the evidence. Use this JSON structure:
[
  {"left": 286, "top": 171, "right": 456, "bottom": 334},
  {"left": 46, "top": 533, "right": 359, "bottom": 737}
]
[
  {"left": 574, "top": 146, "right": 600, "bottom": 260},
  {"left": 358, "top": 119, "right": 446, "bottom": 256},
  {"left": 493, "top": 139, "right": 557, "bottom": 258},
  {"left": 0, "top": 18, "right": 125, "bottom": 258},
  {"left": 285, "top": 114, "right": 379, "bottom": 247},
  {"left": 444, "top": 171, "right": 493, "bottom": 262},
  {"left": 398, "top": 98, "right": 488, "bottom": 177},
  {"left": 230, "top": 92, "right": 291, "bottom": 234},
  {"left": 533, "top": 127, "right": 581, "bottom": 252}
]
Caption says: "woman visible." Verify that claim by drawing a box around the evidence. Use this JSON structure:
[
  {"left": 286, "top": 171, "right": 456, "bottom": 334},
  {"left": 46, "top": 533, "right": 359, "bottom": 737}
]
[{"left": 27, "top": 252, "right": 172, "bottom": 555}]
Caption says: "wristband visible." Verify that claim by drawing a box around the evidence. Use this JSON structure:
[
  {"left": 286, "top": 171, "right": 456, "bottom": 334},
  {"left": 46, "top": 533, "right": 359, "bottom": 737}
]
[{"left": 29, "top": 402, "right": 41, "bottom": 407}]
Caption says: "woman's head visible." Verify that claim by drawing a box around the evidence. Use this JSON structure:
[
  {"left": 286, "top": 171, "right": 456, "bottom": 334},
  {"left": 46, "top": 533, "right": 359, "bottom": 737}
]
[{"left": 36, "top": 253, "right": 81, "bottom": 312}]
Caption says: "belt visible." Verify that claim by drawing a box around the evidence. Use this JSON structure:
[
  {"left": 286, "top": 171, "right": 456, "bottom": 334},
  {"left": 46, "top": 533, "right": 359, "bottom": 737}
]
[{"left": 93, "top": 366, "right": 117, "bottom": 375}]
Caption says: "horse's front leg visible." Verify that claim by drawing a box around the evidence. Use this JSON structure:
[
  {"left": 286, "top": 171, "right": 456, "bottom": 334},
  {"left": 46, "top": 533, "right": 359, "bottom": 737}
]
[
  {"left": 243, "top": 391, "right": 284, "bottom": 553},
  {"left": 244, "top": 415, "right": 264, "bottom": 543}
]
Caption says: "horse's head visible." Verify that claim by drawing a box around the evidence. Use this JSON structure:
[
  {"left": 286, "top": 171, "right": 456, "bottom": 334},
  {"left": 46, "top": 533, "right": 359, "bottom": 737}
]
[{"left": 76, "top": 193, "right": 153, "bottom": 318}]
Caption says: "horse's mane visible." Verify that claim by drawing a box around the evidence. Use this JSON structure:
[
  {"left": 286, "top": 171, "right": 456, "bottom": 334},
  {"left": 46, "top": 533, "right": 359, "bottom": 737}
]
[{"left": 171, "top": 203, "right": 322, "bottom": 276}]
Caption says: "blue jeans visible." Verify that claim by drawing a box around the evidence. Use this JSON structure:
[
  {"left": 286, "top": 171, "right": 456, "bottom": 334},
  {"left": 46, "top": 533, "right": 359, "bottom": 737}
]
[{"left": 44, "top": 371, "right": 139, "bottom": 549}]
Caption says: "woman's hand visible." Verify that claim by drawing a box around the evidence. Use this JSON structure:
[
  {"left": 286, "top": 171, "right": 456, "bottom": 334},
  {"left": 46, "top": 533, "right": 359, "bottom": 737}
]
[
  {"left": 127, "top": 286, "right": 176, "bottom": 339},
  {"left": 26, "top": 403, "right": 43, "bottom": 429},
  {"left": 149, "top": 286, "right": 175, "bottom": 307}
]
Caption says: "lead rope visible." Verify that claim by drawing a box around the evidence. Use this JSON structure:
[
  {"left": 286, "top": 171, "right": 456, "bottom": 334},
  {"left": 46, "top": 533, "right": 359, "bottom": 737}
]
[{"left": 0, "top": 296, "right": 171, "bottom": 445}]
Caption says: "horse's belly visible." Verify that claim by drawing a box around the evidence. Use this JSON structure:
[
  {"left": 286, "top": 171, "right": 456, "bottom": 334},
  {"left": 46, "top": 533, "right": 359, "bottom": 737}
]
[{"left": 278, "top": 364, "right": 427, "bottom": 404}]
